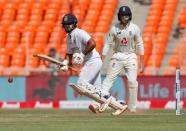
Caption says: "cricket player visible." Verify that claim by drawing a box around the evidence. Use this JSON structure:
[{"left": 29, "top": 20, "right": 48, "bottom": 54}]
[
  {"left": 59, "top": 13, "right": 112, "bottom": 112},
  {"left": 100, "top": 6, "right": 144, "bottom": 113}
]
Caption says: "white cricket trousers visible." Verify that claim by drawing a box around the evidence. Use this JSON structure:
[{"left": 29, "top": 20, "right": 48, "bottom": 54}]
[
  {"left": 77, "top": 57, "right": 102, "bottom": 92},
  {"left": 102, "top": 52, "right": 138, "bottom": 109}
]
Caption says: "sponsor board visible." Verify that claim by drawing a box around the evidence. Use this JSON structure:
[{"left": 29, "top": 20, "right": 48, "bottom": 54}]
[
  {"left": 0, "top": 100, "right": 185, "bottom": 109},
  {"left": 0, "top": 75, "right": 186, "bottom": 110}
]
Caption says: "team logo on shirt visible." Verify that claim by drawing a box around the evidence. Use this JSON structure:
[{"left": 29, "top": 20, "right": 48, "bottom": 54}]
[{"left": 120, "top": 37, "right": 128, "bottom": 45}]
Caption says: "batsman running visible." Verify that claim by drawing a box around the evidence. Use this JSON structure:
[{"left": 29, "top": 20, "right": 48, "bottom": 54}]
[
  {"left": 91, "top": 6, "right": 144, "bottom": 113},
  {"left": 60, "top": 13, "right": 127, "bottom": 115}
]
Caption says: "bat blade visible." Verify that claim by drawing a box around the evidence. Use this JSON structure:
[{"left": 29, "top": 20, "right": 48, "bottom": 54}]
[
  {"left": 33, "top": 54, "right": 62, "bottom": 65},
  {"left": 33, "top": 54, "right": 79, "bottom": 72}
]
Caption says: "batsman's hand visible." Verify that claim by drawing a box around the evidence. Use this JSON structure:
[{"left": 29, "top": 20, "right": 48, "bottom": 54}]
[
  {"left": 73, "top": 52, "right": 85, "bottom": 65},
  {"left": 59, "top": 59, "right": 69, "bottom": 72}
]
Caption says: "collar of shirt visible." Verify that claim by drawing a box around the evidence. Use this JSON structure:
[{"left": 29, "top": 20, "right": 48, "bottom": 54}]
[
  {"left": 68, "top": 28, "right": 78, "bottom": 39},
  {"left": 69, "top": 28, "right": 77, "bottom": 35},
  {"left": 120, "top": 22, "right": 130, "bottom": 29}
]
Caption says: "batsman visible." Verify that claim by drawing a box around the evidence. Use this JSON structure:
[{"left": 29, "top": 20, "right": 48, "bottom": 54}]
[
  {"left": 60, "top": 13, "right": 127, "bottom": 115},
  {"left": 100, "top": 6, "right": 145, "bottom": 113}
]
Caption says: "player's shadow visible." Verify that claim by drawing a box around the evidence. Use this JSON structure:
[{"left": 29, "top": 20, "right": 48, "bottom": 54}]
[{"left": 32, "top": 77, "right": 60, "bottom": 101}]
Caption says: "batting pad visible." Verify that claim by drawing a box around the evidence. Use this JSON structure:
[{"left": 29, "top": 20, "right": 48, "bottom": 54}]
[{"left": 69, "top": 83, "right": 126, "bottom": 110}]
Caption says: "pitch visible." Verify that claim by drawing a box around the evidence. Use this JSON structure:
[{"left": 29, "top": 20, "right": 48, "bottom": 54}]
[{"left": 0, "top": 109, "right": 185, "bottom": 131}]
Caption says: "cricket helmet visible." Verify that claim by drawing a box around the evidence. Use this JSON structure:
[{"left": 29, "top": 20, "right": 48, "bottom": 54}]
[
  {"left": 62, "top": 13, "right": 77, "bottom": 26},
  {"left": 117, "top": 6, "right": 132, "bottom": 21}
]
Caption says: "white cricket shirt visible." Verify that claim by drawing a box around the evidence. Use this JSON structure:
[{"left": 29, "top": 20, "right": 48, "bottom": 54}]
[
  {"left": 102, "top": 22, "right": 144, "bottom": 56},
  {"left": 66, "top": 28, "right": 100, "bottom": 61}
]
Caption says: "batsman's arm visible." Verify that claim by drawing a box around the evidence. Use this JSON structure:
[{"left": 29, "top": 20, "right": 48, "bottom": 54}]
[
  {"left": 82, "top": 38, "right": 96, "bottom": 56},
  {"left": 65, "top": 53, "right": 73, "bottom": 66}
]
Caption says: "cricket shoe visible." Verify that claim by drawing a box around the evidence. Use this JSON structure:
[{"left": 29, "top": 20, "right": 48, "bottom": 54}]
[
  {"left": 112, "top": 102, "right": 128, "bottom": 116},
  {"left": 89, "top": 103, "right": 100, "bottom": 113},
  {"left": 98, "top": 95, "right": 112, "bottom": 113},
  {"left": 129, "top": 108, "right": 137, "bottom": 113}
]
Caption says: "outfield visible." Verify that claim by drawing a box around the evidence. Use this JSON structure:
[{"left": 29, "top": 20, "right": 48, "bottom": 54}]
[{"left": 0, "top": 109, "right": 185, "bottom": 131}]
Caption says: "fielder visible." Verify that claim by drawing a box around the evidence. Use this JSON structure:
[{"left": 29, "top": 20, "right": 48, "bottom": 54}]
[
  {"left": 60, "top": 13, "right": 127, "bottom": 115},
  {"left": 95, "top": 6, "right": 145, "bottom": 113}
]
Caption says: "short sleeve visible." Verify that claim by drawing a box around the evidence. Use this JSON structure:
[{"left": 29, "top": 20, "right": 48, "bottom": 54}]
[{"left": 79, "top": 30, "right": 91, "bottom": 44}]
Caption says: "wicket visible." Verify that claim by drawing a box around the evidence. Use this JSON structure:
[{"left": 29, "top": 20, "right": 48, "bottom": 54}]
[{"left": 175, "top": 68, "right": 182, "bottom": 115}]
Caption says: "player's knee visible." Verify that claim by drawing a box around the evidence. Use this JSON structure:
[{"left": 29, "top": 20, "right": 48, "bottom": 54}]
[{"left": 128, "top": 81, "right": 138, "bottom": 88}]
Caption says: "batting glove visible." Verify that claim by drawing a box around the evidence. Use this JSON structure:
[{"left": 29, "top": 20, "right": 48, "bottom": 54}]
[
  {"left": 73, "top": 52, "right": 85, "bottom": 65},
  {"left": 59, "top": 59, "right": 69, "bottom": 72}
]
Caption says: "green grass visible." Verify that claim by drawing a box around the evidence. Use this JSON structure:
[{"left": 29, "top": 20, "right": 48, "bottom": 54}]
[{"left": 0, "top": 109, "right": 185, "bottom": 131}]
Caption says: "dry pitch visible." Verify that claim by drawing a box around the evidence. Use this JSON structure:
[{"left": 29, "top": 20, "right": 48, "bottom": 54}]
[{"left": 0, "top": 109, "right": 185, "bottom": 131}]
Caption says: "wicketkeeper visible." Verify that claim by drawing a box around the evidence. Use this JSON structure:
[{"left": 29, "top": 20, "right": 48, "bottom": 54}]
[{"left": 101, "top": 6, "right": 145, "bottom": 113}]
